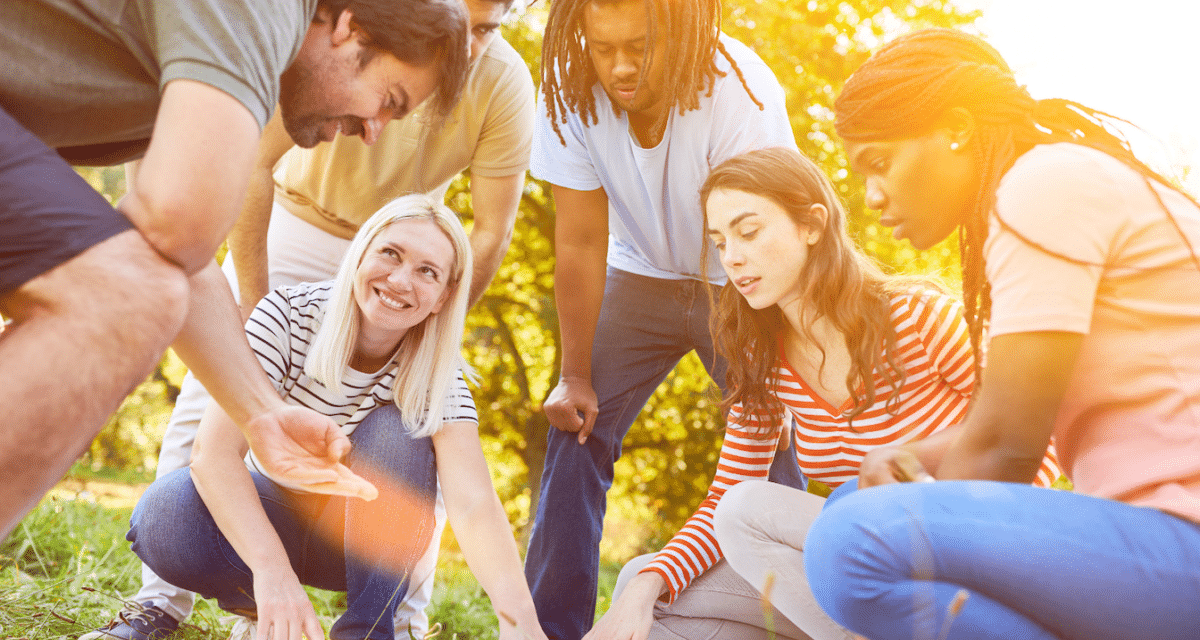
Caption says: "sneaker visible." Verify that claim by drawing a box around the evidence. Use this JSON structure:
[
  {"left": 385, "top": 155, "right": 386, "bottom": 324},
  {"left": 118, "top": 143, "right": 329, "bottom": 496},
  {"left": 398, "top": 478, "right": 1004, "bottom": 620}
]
[
  {"left": 79, "top": 603, "right": 179, "bottom": 640},
  {"left": 225, "top": 614, "right": 257, "bottom": 640}
]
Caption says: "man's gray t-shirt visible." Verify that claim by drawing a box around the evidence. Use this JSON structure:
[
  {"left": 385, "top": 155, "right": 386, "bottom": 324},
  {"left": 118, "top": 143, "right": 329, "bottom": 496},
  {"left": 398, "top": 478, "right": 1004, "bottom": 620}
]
[{"left": 0, "top": 0, "right": 317, "bottom": 164}]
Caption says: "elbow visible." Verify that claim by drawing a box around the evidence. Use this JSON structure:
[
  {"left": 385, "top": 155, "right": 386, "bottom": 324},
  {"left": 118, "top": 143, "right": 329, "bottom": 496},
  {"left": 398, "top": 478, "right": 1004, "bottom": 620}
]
[{"left": 123, "top": 186, "right": 230, "bottom": 274}]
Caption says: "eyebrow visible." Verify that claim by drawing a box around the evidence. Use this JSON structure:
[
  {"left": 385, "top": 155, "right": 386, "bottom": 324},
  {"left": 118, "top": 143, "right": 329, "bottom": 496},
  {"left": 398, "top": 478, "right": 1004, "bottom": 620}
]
[
  {"left": 381, "top": 240, "right": 448, "bottom": 270},
  {"left": 706, "top": 211, "right": 758, "bottom": 235},
  {"left": 476, "top": 21, "right": 502, "bottom": 31}
]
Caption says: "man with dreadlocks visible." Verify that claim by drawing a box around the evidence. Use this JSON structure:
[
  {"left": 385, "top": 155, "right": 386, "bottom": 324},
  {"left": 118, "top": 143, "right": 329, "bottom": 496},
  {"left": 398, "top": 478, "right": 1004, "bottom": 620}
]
[{"left": 524, "top": 0, "right": 800, "bottom": 637}]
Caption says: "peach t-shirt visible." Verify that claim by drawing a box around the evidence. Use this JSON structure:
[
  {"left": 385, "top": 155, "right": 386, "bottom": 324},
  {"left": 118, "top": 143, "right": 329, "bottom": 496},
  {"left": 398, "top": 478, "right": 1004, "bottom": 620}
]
[{"left": 986, "top": 142, "right": 1200, "bottom": 523}]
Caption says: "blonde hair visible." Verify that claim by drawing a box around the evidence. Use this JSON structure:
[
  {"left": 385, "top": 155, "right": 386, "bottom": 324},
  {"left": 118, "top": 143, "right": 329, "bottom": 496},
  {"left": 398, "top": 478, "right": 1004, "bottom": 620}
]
[{"left": 305, "top": 193, "right": 473, "bottom": 438}]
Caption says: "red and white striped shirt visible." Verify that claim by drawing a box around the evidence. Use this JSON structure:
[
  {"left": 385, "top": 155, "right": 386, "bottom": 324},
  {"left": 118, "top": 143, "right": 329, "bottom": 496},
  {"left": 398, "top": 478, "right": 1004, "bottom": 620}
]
[{"left": 643, "top": 289, "right": 1061, "bottom": 601}]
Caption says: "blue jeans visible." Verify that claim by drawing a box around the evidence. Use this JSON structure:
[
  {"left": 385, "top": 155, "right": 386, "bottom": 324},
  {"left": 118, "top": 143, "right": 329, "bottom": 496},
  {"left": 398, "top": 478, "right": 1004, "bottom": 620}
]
[
  {"left": 804, "top": 480, "right": 1200, "bottom": 640},
  {"left": 129, "top": 404, "right": 437, "bottom": 640},
  {"left": 525, "top": 268, "right": 807, "bottom": 640}
]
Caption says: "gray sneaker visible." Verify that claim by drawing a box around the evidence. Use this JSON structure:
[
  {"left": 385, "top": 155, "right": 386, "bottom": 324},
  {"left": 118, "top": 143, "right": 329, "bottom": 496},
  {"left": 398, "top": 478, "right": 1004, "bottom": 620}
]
[{"left": 78, "top": 603, "right": 179, "bottom": 640}]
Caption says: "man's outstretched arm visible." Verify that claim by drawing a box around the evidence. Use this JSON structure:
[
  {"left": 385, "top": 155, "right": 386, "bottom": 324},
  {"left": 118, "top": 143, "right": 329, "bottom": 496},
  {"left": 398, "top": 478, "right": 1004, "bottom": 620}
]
[{"left": 130, "top": 79, "right": 375, "bottom": 498}]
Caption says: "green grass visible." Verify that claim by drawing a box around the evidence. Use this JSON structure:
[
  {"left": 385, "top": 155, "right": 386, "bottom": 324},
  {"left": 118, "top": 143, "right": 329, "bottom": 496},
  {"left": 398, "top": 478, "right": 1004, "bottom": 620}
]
[{"left": 0, "top": 494, "right": 621, "bottom": 639}]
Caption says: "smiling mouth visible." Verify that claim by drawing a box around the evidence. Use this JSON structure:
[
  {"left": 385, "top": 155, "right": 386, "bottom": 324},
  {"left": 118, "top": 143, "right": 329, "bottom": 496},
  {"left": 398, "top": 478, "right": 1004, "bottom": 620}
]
[{"left": 376, "top": 288, "right": 412, "bottom": 310}]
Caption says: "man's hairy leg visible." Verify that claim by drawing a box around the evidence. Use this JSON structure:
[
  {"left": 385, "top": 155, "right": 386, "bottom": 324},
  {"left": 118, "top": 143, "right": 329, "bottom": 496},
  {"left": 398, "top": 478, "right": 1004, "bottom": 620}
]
[{"left": 0, "top": 229, "right": 188, "bottom": 536}]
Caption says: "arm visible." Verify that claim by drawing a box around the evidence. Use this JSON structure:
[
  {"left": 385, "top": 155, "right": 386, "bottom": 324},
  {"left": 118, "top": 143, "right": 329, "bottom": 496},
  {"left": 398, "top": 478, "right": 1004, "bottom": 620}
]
[
  {"left": 465, "top": 171, "right": 525, "bottom": 306},
  {"left": 936, "top": 331, "right": 1081, "bottom": 483},
  {"left": 189, "top": 403, "right": 325, "bottom": 640},
  {"left": 174, "top": 256, "right": 376, "bottom": 499},
  {"left": 543, "top": 185, "right": 609, "bottom": 444},
  {"left": 588, "top": 418, "right": 778, "bottom": 640},
  {"left": 136, "top": 80, "right": 371, "bottom": 497},
  {"left": 118, "top": 79, "right": 259, "bottom": 274},
  {"left": 433, "top": 421, "right": 548, "bottom": 640},
  {"left": 228, "top": 110, "right": 296, "bottom": 318}
]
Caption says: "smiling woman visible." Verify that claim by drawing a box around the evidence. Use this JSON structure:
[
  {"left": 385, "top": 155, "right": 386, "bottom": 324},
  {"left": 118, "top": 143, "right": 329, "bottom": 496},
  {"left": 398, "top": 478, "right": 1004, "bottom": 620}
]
[{"left": 123, "top": 195, "right": 550, "bottom": 640}]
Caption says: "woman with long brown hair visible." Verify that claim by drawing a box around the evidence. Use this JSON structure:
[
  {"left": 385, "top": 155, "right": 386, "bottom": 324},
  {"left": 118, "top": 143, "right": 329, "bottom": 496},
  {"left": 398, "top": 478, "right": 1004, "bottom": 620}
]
[
  {"left": 586, "top": 146, "right": 1058, "bottom": 640},
  {"left": 803, "top": 28, "right": 1200, "bottom": 640}
]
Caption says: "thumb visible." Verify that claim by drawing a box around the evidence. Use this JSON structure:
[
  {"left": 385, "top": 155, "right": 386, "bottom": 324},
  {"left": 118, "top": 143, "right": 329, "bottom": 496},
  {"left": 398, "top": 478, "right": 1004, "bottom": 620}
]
[{"left": 326, "top": 427, "right": 352, "bottom": 462}]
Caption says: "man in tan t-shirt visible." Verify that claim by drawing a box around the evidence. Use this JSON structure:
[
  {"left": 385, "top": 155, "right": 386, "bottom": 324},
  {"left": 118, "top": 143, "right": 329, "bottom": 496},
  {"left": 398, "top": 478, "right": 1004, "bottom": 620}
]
[{"left": 85, "top": 2, "right": 534, "bottom": 639}]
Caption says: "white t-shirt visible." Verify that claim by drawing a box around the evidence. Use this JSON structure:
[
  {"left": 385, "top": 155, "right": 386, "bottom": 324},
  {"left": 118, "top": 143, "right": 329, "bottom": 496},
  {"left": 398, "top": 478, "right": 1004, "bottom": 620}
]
[
  {"left": 531, "top": 34, "right": 798, "bottom": 283},
  {"left": 986, "top": 142, "right": 1200, "bottom": 523}
]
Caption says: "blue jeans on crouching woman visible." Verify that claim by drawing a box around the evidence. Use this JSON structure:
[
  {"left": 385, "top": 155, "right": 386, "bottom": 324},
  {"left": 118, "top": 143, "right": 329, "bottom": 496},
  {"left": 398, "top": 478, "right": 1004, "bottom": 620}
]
[
  {"left": 805, "top": 479, "right": 1200, "bottom": 640},
  {"left": 128, "top": 404, "right": 437, "bottom": 640}
]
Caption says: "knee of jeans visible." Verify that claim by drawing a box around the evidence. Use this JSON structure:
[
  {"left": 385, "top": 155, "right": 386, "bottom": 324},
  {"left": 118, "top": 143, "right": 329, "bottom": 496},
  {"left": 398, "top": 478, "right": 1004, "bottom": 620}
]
[
  {"left": 712, "top": 480, "right": 772, "bottom": 548},
  {"left": 349, "top": 405, "right": 436, "bottom": 499},
  {"left": 128, "top": 468, "right": 200, "bottom": 572},
  {"left": 802, "top": 490, "right": 908, "bottom": 624}
]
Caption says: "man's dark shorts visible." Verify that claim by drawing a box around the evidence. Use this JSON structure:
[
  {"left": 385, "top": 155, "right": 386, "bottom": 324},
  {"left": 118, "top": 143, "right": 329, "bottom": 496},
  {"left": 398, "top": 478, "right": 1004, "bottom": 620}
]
[{"left": 0, "top": 106, "right": 135, "bottom": 297}]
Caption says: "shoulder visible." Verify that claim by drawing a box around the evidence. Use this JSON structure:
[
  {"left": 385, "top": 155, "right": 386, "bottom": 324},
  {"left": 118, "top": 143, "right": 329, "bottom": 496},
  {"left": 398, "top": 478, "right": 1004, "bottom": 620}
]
[
  {"left": 997, "top": 143, "right": 1137, "bottom": 220},
  {"left": 888, "top": 286, "right": 963, "bottom": 328},
  {"left": 713, "top": 33, "right": 779, "bottom": 86}
]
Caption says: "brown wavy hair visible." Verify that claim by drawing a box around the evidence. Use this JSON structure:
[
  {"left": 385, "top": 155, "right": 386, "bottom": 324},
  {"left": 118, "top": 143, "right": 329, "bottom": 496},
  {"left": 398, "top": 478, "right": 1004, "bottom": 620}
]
[
  {"left": 834, "top": 28, "right": 1200, "bottom": 375},
  {"left": 541, "top": 0, "right": 762, "bottom": 146},
  {"left": 700, "top": 147, "right": 915, "bottom": 434}
]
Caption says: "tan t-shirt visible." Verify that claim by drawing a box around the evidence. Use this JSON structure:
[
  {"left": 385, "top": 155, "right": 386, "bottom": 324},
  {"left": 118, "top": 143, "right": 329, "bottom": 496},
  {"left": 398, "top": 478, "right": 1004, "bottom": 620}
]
[
  {"left": 273, "top": 35, "right": 535, "bottom": 238},
  {"left": 987, "top": 142, "right": 1200, "bottom": 523}
]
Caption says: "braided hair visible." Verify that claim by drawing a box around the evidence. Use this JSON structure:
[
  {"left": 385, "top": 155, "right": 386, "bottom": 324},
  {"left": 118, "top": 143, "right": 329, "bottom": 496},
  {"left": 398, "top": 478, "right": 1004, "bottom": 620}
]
[
  {"left": 834, "top": 28, "right": 1200, "bottom": 376},
  {"left": 541, "top": 0, "right": 762, "bottom": 145}
]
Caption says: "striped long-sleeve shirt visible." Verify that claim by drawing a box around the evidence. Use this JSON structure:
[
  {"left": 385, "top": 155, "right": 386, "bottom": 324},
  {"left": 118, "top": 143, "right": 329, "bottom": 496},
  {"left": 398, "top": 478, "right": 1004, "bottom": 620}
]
[
  {"left": 643, "top": 289, "right": 1061, "bottom": 601},
  {"left": 242, "top": 281, "right": 478, "bottom": 490}
]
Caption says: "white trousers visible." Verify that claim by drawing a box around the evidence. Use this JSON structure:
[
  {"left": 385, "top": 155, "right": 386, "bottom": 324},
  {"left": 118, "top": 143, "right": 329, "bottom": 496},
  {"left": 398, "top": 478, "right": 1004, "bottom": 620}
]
[
  {"left": 611, "top": 480, "right": 855, "bottom": 640},
  {"left": 712, "top": 481, "right": 858, "bottom": 640},
  {"left": 134, "top": 204, "right": 444, "bottom": 638}
]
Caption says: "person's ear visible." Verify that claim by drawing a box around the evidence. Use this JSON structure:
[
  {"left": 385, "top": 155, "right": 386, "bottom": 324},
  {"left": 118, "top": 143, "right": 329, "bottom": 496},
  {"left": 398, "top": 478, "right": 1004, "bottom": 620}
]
[
  {"left": 806, "top": 203, "right": 829, "bottom": 246},
  {"left": 940, "top": 106, "right": 976, "bottom": 152},
  {"left": 330, "top": 8, "right": 357, "bottom": 46}
]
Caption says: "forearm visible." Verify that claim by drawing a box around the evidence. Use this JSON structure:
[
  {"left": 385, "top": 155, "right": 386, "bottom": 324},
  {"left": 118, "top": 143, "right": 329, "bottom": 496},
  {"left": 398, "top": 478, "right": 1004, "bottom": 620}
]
[
  {"left": 228, "top": 109, "right": 294, "bottom": 313},
  {"left": 172, "top": 262, "right": 284, "bottom": 426},
  {"left": 453, "top": 495, "right": 539, "bottom": 620},
  {"left": 900, "top": 424, "right": 962, "bottom": 477},
  {"left": 466, "top": 225, "right": 512, "bottom": 307},
  {"left": 190, "top": 413, "right": 293, "bottom": 576},
  {"left": 936, "top": 424, "right": 1045, "bottom": 483},
  {"left": 554, "top": 247, "right": 607, "bottom": 379},
  {"left": 227, "top": 168, "right": 274, "bottom": 314}
]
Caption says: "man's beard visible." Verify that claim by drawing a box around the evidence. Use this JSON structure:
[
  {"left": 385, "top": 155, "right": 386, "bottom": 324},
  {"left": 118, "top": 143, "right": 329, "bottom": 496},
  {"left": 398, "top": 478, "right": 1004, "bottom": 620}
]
[{"left": 277, "top": 59, "right": 364, "bottom": 148}]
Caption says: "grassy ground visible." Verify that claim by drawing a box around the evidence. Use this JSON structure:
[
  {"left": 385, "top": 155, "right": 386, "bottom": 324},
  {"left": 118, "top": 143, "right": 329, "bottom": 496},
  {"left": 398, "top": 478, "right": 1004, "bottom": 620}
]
[{"left": 0, "top": 473, "right": 620, "bottom": 640}]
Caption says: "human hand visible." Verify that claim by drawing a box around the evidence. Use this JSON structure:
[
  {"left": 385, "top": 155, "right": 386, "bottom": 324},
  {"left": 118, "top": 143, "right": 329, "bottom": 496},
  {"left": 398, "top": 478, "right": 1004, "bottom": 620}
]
[
  {"left": 581, "top": 573, "right": 662, "bottom": 640},
  {"left": 250, "top": 569, "right": 326, "bottom": 640},
  {"left": 543, "top": 376, "right": 599, "bottom": 445},
  {"left": 858, "top": 447, "right": 934, "bottom": 489},
  {"left": 243, "top": 405, "right": 378, "bottom": 500}
]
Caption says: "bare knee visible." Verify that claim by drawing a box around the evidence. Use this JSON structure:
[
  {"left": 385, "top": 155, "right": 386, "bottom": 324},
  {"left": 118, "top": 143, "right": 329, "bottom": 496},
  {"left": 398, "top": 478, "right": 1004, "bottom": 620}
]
[{"left": 6, "top": 229, "right": 189, "bottom": 341}]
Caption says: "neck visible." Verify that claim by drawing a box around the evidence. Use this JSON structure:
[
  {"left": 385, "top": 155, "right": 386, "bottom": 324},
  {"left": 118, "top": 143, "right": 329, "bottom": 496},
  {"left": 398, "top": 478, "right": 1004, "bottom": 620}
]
[
  {"left": 627, "top": 104, "right": 667, "bottom": 148},
  {"left": 352, "top": 331, "right": 403, "bottom": 373}
]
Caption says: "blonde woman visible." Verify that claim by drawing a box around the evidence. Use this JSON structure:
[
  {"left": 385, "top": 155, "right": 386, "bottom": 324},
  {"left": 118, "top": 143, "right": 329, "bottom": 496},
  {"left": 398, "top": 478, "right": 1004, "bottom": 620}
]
[{"left": 128, "top": 195, "right": 547, "bottom": 640}]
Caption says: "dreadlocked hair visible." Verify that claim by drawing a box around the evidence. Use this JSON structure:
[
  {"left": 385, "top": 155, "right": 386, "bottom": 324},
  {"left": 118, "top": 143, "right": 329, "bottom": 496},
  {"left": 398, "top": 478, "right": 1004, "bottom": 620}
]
[
  {"left": 834, "top": 27, "right": 1200, "bottom": 379},
  {"left": 700, "top": 147, "right": 921, "bottom": 438},
  {"left": 541, "top": 0, "right": 763, "bottom": 146}
]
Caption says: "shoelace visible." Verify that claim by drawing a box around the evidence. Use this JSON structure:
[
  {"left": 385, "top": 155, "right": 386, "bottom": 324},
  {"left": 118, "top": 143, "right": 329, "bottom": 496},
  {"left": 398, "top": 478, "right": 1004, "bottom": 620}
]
[{"left": 118, "top": 604, "right": 160, "bottom": 626}]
